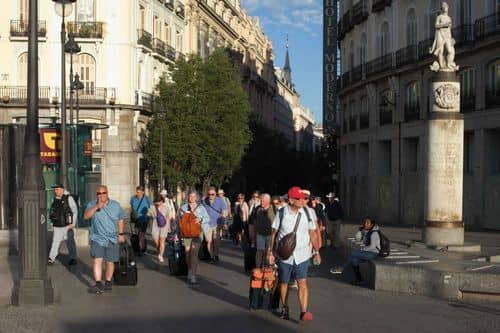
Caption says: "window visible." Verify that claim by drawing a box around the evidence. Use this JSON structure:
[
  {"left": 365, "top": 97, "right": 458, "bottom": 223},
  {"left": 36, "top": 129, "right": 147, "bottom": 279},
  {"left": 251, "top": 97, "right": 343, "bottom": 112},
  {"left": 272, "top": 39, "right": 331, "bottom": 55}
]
[
  {"left": 20, "top": 0, "right": 28, "bottom": 21},
  {"left": 176, "top": 31, "right": 183, "bottom": 52},
  {"left": 380, "top": 22, "right": 390, "bottom": 56},
  {"left": 349, "top": 40, "right": 354, "bottom": 69},
  {"left": 488, "top": 60, "right": 500, "bottom": 93},
  {"left": 153, "top": 16, "right": 161, "bottom": 39},
  {"left": 75, "top": 53, "right": 96, "bottom": 94},
  {"left": 17, "top": 52, "right": 28, "bottom": 86},
  {"left": 404, "top": 138, "right": 419, "bottom": 173},
  {"left": 359, "top": 34, "right": 367, "bottom": 65},
  {"left": 464, "top": 132, "right": 474, "bottom": 173},
  {"left": 407, "top": 9, "right": 417, "bottom": 46},
  {"left": 164, "top": 23, "right": 171, "bottom": 45},
  {"left": 76, "top": 0, "right": 95, "bottom": 22},
  {"left": 461, "top": 0, "right": 472, "bottom": 25},
  {"left": 406, "top": 82, "right": 420, "bottom": 109},
  {"left": 378, "top": 140, "right": 392, "bottom": 175},
  {"left": 490, "top": 0, "right": 500, "bottom": 14},
  {"left": 460, "top": 68, "right": 475, "bottom": 98},
  {"left": 139, "top": 5, "right": 145, "bottom": 31},
  {"left": 198, "top": 22, "right": 209, "bottom": 58},
  {"left": 486, "top": 129, "right": 500, "bottom": 174}
]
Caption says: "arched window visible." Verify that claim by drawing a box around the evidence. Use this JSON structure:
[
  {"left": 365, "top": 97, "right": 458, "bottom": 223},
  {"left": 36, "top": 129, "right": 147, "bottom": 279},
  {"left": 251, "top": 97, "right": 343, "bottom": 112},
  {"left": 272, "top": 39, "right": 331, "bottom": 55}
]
[
  {"left": 76, "top": 0, "right": 95, "bottom": 22},
  {"left": 164, "top": 23, "right": 171, "bottom": 45},
  {"left": 19, "top": 0, "right": 28, "bottom": 21},
  {"left": 405, "top": 81, "right": 420, "bottom": 116},
  {"left": 406, "top": 9, "right": 417, "bottom": 46},
  {"left": 74, "top": 53, "right": 96, "bottom": 94},
  {"left": 359, "top": 33, "right": 367, "bottom": 65},
  {"left": 17, "top": 52, "right": 28, "bottom": 86},
  {"left": 380, "top": 22, "right": 390, "bottom": 56}
]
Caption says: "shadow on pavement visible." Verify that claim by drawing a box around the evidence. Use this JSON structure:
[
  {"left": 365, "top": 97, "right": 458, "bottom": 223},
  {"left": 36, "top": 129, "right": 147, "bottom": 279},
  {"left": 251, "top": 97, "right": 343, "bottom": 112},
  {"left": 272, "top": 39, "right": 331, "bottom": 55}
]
[{"left": 58, "top": 253, "right": 94, "bottom": 288}]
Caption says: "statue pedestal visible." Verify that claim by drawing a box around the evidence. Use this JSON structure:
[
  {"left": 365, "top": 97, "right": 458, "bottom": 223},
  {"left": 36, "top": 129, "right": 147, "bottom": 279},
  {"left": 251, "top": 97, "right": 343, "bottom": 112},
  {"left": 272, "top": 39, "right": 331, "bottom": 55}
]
[{"left": 423, "top": 72, "right": 464, "bottom": 246}]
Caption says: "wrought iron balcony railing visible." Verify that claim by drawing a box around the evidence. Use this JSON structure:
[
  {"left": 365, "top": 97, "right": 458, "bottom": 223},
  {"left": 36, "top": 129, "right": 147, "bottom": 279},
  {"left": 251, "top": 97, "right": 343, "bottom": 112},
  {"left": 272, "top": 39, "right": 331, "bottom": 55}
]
[
  {"left": 396, "top": 44, "right": 418, "bottom": 68},
  {"left": 10, "top": 20, "right": 46, "bottom": 38},
  {"left": 351, "top": 65, "right": 363, "bottom": 83},
  {"left": 475, "top": 12, "right": 500, "bottom": 40},
  {"left": 153, "top": 38, "right": 166, "bottom": 57},
  {"left": 460, "top": 94, "right": 475, "bottom": 112},
  {"left": 404, "top": 104, "right": 420, "bottom": 122},
  {"left": 166, "top": 45, "right": 176, "bottom": 61},
  {"left": 342, "top": 71, "right": 351, "bottom": 88},
  {"left": 135, "top": 91, "right": 153, "bottom": 109},
  {"left": 418, "top": 38, "right": 433, "bottom": 60},
  {"left": 365, "top": 53, "right": 393, "bottom": 77},
  {"left": 0, "top": 86, "right": 50, "bottom": 104},
  {"left": 137, "top": 29, "right": 153, "bottom": 49},
  {"left": 67, "top": 22, "right": 103, "bottom": 39},
  {"left": 372, "top": 0, "right": 392, "bottom": 13},
  {"left": 453, "top": 24, "right": 474, "bottom": 48}
]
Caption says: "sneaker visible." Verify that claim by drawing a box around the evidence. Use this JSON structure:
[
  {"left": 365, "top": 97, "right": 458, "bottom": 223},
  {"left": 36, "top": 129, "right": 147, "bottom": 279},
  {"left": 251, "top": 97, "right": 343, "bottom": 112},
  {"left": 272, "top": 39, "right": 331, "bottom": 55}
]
[
  {"left": 68, "top": 259, "right": 77, "bottom": 266},
  {"left": 189, "top": 275, "right": 198, "bottom": 285},
  {"left": 47, "top": 258, "right": 55, "bottom": 265},
  {"left": 300, "top": 311, "right": 313, "bottom": 321},
  {"left": 330, "top": 266, "right": 343, "bottom": 274},
  {"left": 214, "top": 255, "right": 219, "bottom": 262},
  {"left": 158, "top": 255, "right": 164, "bottom": 264},
  {"left": 279, "top": 306, "right": 290, "bottom": 320},
  {"left": 289, "top": 280, "right": 298, "bottom": 290},
  {"left": 90, "top": 283, "right": 104, "bottom": 295},
  {"left": 104, "top": 281, "right": 112, "bottom": 292}
]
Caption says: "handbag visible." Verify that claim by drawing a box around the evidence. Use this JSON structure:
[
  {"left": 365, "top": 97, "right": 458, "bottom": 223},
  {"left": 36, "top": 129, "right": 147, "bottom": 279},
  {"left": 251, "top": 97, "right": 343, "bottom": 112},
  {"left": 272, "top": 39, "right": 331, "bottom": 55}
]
[
  {"left": 275, "top": 212, "right": 302, "bottom": 261},
  {"left": 156, "top": 207, "right": 167, "bottom": 228},
  {"left": 179, "top": 205, "right": 202, "bottom": 238},
  {"left": 130, "top": 196, "right": 145, "bottom": 223}
]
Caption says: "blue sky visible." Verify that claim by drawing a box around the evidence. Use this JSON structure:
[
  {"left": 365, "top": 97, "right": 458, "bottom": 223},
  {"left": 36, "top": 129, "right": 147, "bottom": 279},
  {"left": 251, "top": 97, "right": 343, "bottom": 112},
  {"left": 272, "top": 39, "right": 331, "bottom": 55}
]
[{"left": 241, "top": 0, "right": 323, "bottom": 124}]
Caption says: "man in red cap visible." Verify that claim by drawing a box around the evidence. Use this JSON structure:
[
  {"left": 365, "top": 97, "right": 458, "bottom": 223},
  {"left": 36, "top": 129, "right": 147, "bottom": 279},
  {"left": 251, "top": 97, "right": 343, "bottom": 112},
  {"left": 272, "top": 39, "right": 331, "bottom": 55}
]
[{"left": 268, "top": 186, "right": 320, "bottom": 322}]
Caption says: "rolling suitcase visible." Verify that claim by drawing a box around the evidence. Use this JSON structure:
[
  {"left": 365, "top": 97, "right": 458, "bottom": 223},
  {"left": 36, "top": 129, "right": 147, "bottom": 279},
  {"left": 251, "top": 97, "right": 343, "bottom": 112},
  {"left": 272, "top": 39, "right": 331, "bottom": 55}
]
[
  {"left": 167, "top": 239, "right": 188, "bottom": 276},
  {"left": 113, "top": 243, "right": 138, "bottom": 286},
  {"left": 248, "top": 266, "right": 279, "bottom": 310}
]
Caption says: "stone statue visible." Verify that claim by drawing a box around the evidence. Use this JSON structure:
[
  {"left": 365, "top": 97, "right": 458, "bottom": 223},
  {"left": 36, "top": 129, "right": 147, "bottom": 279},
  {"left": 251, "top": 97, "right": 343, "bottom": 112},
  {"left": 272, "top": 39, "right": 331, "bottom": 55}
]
[{"left": 429, "top": 2, "right": 459, "bottom": 72}]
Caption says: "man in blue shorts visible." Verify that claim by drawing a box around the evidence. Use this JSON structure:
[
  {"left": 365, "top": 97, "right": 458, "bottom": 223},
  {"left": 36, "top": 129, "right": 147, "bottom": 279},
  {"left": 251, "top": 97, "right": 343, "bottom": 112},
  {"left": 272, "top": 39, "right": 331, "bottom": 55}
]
[
  {"left": 268, "top": 186, "right": 320, "bottom": 322},
  {"left": 84, "top": 185, "right": 125, "bottom": 294}
]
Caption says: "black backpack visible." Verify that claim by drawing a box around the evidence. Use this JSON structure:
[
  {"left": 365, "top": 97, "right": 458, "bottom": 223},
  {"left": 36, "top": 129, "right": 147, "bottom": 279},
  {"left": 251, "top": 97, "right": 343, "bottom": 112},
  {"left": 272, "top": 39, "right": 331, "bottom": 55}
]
[{"left": 376, "top": 230, "right": 391, "bottom": 257}]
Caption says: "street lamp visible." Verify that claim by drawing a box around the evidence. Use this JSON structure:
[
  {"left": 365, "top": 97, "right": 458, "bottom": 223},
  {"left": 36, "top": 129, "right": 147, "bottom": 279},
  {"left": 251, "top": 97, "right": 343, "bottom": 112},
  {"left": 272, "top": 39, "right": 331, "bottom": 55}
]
[
  {"left": 71, "top": 73, "right": 84, "bottom": 207},
  {"left": 158, "top": 104, "right": 166, "bottom": 191},
  {"left": 53, "top": 0, "right": 76, "bottom": 189},
  {"left": 65, "top": 33, "right": 81, "bottom": 125},
  {"left": 12, "top": 0, "right": 54, "bottom": 305}
]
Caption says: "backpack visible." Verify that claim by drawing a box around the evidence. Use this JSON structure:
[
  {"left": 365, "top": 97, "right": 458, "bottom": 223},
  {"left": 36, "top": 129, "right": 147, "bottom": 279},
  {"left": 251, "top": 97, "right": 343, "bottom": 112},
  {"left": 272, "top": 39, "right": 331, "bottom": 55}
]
[
  {"left": 50, "top": 194, "right": 73, "bottom": 226},
  {"left": 376, "top": 230, "right": 391, "bottom": 257}
]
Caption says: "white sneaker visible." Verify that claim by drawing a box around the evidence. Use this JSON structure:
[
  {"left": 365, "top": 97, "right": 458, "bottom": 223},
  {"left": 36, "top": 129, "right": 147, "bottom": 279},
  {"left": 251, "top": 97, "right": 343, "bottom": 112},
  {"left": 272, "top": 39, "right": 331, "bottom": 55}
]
[
  {"left": 190, "top": 275, "right": 198, "bottom": 285},
  {"left": 330, "top": 266, "right": 343, "bottom": 274},
  {"left": 187, "top": 270, "right": 192, "bottom": 280},
  {"left": 158, "top": 255, "right": 164, "bottom": 263}
]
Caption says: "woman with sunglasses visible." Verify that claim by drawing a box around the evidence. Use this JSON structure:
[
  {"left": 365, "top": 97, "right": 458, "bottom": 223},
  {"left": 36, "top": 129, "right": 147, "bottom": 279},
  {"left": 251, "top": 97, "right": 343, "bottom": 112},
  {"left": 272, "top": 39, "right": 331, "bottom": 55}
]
[{"left": 148, "top": 195, "right": 171, "bottom": 264}]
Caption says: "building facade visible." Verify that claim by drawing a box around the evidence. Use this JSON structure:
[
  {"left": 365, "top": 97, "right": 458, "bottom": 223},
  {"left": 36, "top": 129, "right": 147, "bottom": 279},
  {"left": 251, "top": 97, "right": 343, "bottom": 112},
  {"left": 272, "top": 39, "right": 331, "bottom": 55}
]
[{"left": 338, "top": 0, "right": 500, "bottom": 230}]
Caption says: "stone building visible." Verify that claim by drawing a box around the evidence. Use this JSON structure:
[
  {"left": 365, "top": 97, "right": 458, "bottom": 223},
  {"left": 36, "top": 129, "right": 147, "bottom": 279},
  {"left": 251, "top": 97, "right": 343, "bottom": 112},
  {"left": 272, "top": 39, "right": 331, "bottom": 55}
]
[
  {"left": 0, "top": 0, "right": 187, "bottom": 205},
  {"left": 338, "top": 0, "right": 500, "bottom": 230}
]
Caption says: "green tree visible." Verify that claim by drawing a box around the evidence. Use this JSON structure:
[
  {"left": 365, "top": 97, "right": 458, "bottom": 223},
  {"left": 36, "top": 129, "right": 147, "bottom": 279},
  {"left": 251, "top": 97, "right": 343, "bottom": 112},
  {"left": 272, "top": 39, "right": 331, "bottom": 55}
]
[{"left": 144, "top": 48, "right": 252, "bottom": 190}]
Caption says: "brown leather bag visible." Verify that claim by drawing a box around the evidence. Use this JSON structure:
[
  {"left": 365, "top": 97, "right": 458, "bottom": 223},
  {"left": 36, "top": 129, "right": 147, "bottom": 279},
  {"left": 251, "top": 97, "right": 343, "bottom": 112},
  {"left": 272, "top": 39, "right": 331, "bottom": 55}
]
[
  {"left": 275, "top": 212, "right": 302, "bottom": 261},
  {"left": 179, "top": 206, "right": 202, "bottom": 238}
]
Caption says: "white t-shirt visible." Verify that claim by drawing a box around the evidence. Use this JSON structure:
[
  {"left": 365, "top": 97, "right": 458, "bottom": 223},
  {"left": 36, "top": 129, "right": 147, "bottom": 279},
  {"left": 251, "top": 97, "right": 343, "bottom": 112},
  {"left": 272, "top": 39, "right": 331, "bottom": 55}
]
[{"left": 272, "top": 206, "right": 316, "bottom": 265}]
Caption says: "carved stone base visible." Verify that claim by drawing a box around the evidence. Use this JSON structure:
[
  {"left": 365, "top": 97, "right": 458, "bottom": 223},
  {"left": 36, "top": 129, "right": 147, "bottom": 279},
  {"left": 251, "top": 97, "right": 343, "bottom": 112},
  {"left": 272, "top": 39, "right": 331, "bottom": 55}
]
[
  {"left": 423, "top": 226, "right": 464, "bottom": 246},
  {"left": 11, "top": 278, "right": 54, "bottom": 306}
]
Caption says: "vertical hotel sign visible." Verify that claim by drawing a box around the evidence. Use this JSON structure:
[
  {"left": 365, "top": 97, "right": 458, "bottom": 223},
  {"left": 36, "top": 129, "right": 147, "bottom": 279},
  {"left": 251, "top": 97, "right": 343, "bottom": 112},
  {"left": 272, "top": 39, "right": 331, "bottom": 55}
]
[{"left": 323, "top": 0, "right": 338, "bottom": 134}]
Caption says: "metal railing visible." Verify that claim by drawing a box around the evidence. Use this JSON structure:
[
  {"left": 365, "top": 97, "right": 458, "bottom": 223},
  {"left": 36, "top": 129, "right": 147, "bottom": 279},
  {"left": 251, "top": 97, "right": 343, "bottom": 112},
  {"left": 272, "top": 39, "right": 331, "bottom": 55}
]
[
  {"left": 166, "top": 44, "right": 176, "bottom": 61},
  {"left": 342, "top": 71, "right": 351, "bottom": 88},
  {"left": 10, "top": 20, "right": 46, "bottom": 37},
  {"left": 0, "top": 86, "right": 50, "bottom": 104},
  {"left": 135, "top": 91, "right": 153, "bottom": 109},
  {"left": 475, "top": 13, "right": 500, "bottom": 40},
  {"left": 153, "top": 38, "right": 166, "bottom": 57},
  {"left": 418, "top": 38, "right": 433, "bottom": 60},
  {"left": 352, "top": 0, "right": 369, "bottom": 25},
  {"left": 404, "top": 104, "right": 420, "bottom": 122},
  {"left": 365, "top": 53, "right": 393, "bottom": 77},
  {"left": 396, "top": 44, "right": 418, "bottom": 68},
  {"left": 67, "top": 22, "right": 103, "bottom": 39},
  {"left": 137, "top": 29, "right": 153, "bottom": 49},
  {"left": 461, "top": 94, "right": 475, "bottom": 112},
  {"left": 453, "top": 24, "right": 474, "bottom": 47},
  {"left": 372, "top": 0, "right": 392, "bottom": 13},
  {"left": 352, "top": 65, "right": 363, "bottom": 83}
]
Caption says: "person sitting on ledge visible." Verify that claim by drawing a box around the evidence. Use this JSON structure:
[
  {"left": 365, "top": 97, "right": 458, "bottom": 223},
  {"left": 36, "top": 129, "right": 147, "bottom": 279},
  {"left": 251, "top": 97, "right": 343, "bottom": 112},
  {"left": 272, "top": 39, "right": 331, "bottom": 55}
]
[{"left": 330, "top": 217, "right": 380, "bottom": 285}]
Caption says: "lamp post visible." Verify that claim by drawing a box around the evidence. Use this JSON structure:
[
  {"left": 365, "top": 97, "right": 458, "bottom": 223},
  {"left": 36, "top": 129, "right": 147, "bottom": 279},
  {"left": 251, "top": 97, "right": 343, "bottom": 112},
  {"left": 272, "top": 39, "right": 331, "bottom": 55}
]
[
  {"left": 71, "top": 73, "right": 84, "bottom": 206},
  {"left": 12, "top": 0, "right": 54, "bottom": 305},
  {"left": 54, "top": 0, "right": 76, "bottom": 189},
  {"left": 73, "top": 73, "right": 84, "bottom": 125},
  {"left": 159, "top": 104, "right": 165, "bottom": 191}
]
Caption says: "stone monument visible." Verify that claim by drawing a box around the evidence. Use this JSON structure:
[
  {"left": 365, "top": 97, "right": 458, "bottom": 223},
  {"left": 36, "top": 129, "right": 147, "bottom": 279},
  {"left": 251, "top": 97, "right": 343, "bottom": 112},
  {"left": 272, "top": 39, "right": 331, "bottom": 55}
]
[{"left": 423, "top": 2, "right": 464, "bottom": 246}]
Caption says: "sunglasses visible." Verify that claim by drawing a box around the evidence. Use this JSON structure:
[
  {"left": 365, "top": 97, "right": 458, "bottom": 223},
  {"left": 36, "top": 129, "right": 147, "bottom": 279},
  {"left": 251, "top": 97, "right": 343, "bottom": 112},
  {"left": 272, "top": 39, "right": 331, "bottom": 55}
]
[
  {"left": 208, "top": 193, "right": 216, "bottom": 196},
  {"left": 97, "top": 191, "right": 107, "bottom": 195}
]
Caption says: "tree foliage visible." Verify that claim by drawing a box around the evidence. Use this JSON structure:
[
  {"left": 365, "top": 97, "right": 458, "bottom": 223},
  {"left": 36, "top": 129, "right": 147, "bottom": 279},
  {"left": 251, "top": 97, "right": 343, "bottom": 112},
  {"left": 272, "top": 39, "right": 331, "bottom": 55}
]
[{"left": 144, "top": 48, "right": 252, "bottom": 190}]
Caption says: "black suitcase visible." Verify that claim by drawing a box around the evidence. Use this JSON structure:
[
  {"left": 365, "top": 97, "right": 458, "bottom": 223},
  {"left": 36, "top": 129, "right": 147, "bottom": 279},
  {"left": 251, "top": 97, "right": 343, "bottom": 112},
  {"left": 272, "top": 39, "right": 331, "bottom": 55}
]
[
  {"left": 167, "top": 240, "right": 188, "bottom": 276},
  {"left": 248, "top": 267, "right": 280, "bottom": 310},
  {"left": 113, "top": 243, "right": 138, "bottom": 286}
]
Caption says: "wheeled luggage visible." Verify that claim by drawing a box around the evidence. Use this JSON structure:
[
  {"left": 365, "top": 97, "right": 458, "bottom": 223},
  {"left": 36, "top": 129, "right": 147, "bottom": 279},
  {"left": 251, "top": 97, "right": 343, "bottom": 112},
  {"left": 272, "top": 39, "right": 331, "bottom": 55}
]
[
  {"left": 166, "top": 239, "right": 188, "bottom": 276},
  {"left": 113, "top": 243, "right": 138, "bottom": 286},
  {"left": 248, "top": 266, "right": 280, "bottom": 310}
]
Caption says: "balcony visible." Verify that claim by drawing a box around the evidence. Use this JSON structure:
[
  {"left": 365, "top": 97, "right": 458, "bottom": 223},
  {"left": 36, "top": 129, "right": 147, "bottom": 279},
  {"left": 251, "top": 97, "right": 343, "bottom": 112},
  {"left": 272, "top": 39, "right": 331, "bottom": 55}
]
[
  {"left": 461, "top": 94, "right": 475, "bottom": 112},
  {"left": 352, "top": 0, "right": 369, "bottom": 26},
  {"left": 137, "top": 29, "right": 153, "bottom": 49},
  {"left": 352, "top": 65, "right": 363, "bottom": 83},
  {"left": 342, "top": 71, "right": 351, "bottom": 88},
  {"left": 164, "top": 0, "right": 174, "bottom": 11},
  {"left": 67, "top": 22, "right": 103, "bottom": 39},
  {"left": 372, "top": 0, "right": 392, "bottom": 13},
  {"left": 396, "top": 44, "right": 418, "bottom": 68},
  {"left": 475, "top": 13, "right": 500, "bottom": 40},
  {"left": 166, "top": 45, "right": 176, "bottom": 61},
  {"left": 0, "top": 86, "right": 50, "bottom": 104},
  {"left": 339, "top": 10, "right": 353, "bottom": 40},
  {"left": 135, "top": 91, "right": 153, "bottom": 110},
  {"left": 404, "top": 104, "right": 420, "bottom": 122},
  {"left": 359, "top": 112, "right": 369, "bottom": 129},
  {"left": 10, "top": 20, "right": 46, "bottom": 38},
  {"left": 418, "top": 38, "right": 433, "bottom": 60},
  {"left": 349, "top": 116, "right": 357, "bottom": 131},
  {"left": 64, "top": 87, "right": 111, "bottom": 105},
  {"left": 453, "top": 24, "right": 474, "bottom": 48},
  {"left": 176, "top": 3, "right": 185, "bottom": 19},
  {"left": 379, "top": 108, "right": 392, "bottom": 126},
  {"left": 486, "top": 88, "right": 500, "bottom": 107},
  {"left": 152, "top": 38, "right": 166, "bottom": 57},
  {"left": 365, "top": 54, "right": 393, "bottom": 77}
]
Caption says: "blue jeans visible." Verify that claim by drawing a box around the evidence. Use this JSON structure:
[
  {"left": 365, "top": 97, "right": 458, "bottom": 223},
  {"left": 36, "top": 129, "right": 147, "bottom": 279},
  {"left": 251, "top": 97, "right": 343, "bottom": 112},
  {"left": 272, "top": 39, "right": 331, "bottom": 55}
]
[{"left": 345, "top": 250, "right": 378, "bottom": 268}]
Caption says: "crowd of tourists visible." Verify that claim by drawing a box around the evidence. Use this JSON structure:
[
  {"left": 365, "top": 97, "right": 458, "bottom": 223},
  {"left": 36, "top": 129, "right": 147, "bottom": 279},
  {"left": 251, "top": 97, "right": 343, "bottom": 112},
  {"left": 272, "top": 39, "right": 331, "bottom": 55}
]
[{"left": 46, "top": 182, "right": 389, "bottom": 322}]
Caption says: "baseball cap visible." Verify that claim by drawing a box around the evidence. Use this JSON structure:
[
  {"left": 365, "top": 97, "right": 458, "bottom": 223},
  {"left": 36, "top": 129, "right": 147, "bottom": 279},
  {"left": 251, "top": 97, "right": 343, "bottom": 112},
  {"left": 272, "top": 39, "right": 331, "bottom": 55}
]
[
  {"left": 326, "top": 192, "right": 335, "bottom": 198},
  {"left": 160, "top": 189, "right": 167, "bottom": 196},
  {"left": 301, "top": 189, "right": 311, "bottom": 197},
  {"left": 218, "top": 189, "right": 224, "bottom": 194},
  {"left": 288, "top": 186, "right": 306, "bottom": 200},
  {"left": 51, "top": 183, "right": 64, "bottom": 189}
]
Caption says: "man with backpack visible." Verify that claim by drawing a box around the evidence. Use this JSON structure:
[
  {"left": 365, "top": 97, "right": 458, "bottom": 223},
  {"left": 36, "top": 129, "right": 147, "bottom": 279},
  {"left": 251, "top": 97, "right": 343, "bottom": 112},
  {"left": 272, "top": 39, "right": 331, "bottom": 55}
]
[
  {"left": 48, "top": 184, "right": 78, "bottom": 266},
  {"left": 325, "top": 192, "right": 343, "bottom": 248},
  {"left": 248, "top": 193, "right": 275, "bottom": 267},
  {"left": 130, "top": 186, "right": 151, "bottom": 255},
  {"left": 330, "top": 217, "right": 389, "bottom": 285}
]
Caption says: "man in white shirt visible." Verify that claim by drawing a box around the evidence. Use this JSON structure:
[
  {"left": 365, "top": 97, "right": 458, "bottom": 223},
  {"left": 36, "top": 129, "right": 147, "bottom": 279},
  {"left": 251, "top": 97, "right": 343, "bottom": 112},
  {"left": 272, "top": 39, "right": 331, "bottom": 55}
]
[{"left": 268, "top": 186, "right": 320, "bottom": 322}]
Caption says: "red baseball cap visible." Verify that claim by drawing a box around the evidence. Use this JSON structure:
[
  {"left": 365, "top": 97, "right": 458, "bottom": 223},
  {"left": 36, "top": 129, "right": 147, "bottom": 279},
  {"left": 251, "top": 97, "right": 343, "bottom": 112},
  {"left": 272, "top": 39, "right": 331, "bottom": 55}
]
[{"left": 288, "top": 186, "right": 305, "bottom": 200}]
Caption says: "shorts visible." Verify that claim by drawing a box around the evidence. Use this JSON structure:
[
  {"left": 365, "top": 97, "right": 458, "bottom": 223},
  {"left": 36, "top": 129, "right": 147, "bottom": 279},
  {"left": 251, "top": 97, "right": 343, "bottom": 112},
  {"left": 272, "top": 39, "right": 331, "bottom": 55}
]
[
  {"left": 183, "top": 234, "right": 202, "bottom": 248},
  {"left": 152, "top": 222, "right": 169, "bottom": 240},
  {"left": 256, "top": 234, "right": 272, "bottom": 251},
  {"left": 277, "top": 260, "right": 310, "bottom": 284},
  {"left": 204, "top": 226, "right": 217, "bottom": 242},
  {"left": 91, "top": 241, "right": 120, "bottom": 262}
]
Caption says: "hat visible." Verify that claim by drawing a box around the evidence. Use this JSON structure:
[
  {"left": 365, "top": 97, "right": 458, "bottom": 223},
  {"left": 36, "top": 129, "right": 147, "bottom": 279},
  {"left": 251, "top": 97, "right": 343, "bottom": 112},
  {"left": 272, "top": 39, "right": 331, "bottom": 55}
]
[
  {"left": 160, "top": 189, "right": 167, "bottom": 196},
  {"left": 288, "top": 186, "right": 305, "bottom": 200},
  {"left": 51, "top": 183, "right": 64, "bottom": 189},
  {"left": 218, "top": 189, "right": 225, "bottom": 194},
  {"left": 326, "top": 192, "right": 335, "bottom": 198},
  {"left": 301, "top": 189, "right": 311, "bottom": 197}
]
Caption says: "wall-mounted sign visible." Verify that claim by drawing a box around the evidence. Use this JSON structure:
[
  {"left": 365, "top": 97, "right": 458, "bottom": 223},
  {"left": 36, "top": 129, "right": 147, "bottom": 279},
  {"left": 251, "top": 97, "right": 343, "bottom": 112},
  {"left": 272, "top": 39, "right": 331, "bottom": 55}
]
[
  {"left": 39, "top": 128, "right": 69, "bottom": 164},
  {"left": 323, "top": 0, "right": 338, "bottom": 135}
]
